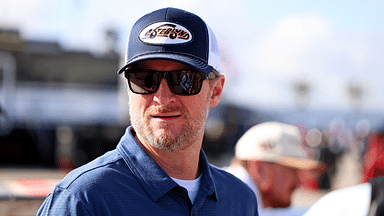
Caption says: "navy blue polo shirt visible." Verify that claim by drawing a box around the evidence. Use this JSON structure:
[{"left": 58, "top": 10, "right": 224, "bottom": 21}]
[{"left": 37, "top": 127, "right": 258, "bottom": 216}]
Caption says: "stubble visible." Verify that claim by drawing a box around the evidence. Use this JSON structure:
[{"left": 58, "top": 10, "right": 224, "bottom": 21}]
[{"left": 129, "top": 95, "right": 210, "bottom": 152}]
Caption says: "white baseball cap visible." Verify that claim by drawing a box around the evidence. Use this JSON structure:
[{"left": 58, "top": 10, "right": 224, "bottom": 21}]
[{"left": 235, "top": 122, "right": 320, "bottom": 170}]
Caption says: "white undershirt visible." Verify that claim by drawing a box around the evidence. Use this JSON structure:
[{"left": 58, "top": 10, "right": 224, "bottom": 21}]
[{"left": 171, "top": 175, "right": 201, "bottom": 203}]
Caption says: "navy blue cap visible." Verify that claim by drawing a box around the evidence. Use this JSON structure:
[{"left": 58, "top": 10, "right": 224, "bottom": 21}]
[{"left": 117, "top": 7, "right": 220, "bottom": 74}]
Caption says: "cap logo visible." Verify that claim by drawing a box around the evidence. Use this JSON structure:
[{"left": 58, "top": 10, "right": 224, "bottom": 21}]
[
  {"left": 139, "top": 22, "right": 192, "bottom": 44},
  {"left": 260, "top": 143, "right": 275, "bottom": 152}
]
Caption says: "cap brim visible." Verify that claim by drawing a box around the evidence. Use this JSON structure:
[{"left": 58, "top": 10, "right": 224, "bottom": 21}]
[
  {"left": 117, "top": 53, "right": 214, "bottom": 74},
  {"left": 277, "top": 157, "right": 326, "bottom": 171}
]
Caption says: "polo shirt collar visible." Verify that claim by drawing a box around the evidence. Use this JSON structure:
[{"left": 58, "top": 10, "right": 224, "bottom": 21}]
[
  {"left": 197, "top": 148, "right": 218, "bottom": 202},
  {"left": 117, "top": 126, "right": 218, "bottom": 202}
]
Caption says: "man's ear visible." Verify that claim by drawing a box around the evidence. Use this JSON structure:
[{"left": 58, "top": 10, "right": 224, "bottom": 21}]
[{"left": 209, "top": 75, "right": 225, "bottom": 108}]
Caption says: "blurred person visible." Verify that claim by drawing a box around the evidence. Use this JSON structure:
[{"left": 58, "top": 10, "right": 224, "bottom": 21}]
[
  {"left": 317, "top": 134, "right": 338, "bottom": 190},
  {"left": 226, "top": 122, "right": 322, "bottom": 215},
  {"left": 304, "top": 128, "right": 384, "bottom": 216},
  {"left": 37, "top": 7, "right": 258, "bottom": 216},
  {"left": 361, "top": 129, "right": 384, "bottom": 183}
]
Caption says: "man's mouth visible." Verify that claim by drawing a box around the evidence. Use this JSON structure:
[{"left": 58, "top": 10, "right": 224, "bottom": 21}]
[
  {"left": 148, "top": 106, "right": 184, "bottom": 119},
  {"left": 153, "top": 114, "right": 181, "bottom": 119}
]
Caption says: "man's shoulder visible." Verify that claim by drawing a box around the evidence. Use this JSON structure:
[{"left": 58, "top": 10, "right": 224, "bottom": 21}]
[
  {"left": 38, "top": 149, "right": 147, "bottom": 215},
  {"left": 207, "top": 164, "right": 258, "bottom": 215},
  {"left": 56, "top": 149, "right": 133, "bottom": 192},
  {"left": 209, "top": 164, "right": 256, "bottom": 197},
  {"left": 209, "top": 164, "right": 247, "bottom": 183}
]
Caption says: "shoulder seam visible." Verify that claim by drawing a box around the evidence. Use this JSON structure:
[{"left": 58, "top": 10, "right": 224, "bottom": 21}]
[{"left": 59, "top": 153, "right": 124, "bottom": 189}]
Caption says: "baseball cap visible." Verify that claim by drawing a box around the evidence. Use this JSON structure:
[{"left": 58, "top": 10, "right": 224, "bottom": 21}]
[
  {"left": 117, "top": 7, "right": 220, "bottom": 74},
  {"left": 235, "top": 122, "right": 320, "bottom": 170}
]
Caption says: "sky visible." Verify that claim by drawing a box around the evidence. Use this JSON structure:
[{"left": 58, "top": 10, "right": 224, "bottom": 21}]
[{"left": 1, "top": 0, "right": 384, "bottom": 113}]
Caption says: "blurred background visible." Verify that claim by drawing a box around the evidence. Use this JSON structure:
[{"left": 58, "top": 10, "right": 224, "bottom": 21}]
[{"left": 0, "top": 0, "right": 384, "bottom": 215}]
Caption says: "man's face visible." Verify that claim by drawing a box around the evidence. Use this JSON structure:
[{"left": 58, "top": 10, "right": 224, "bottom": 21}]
[
  {"left": 127, "top": 59, "right": 224, "bottom": 152},
  {"left": 268, "top": 163, "right": 301, "bottom": 208}
]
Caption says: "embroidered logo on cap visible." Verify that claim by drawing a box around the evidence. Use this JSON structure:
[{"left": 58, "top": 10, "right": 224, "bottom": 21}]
[{"left": 139, "top": 22, "right": 192, "bottom": 44}]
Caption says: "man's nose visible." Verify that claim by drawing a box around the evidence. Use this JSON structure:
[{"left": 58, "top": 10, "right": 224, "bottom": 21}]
[{"left": 153, "top": 78, "right": 176, "bottom": 104}]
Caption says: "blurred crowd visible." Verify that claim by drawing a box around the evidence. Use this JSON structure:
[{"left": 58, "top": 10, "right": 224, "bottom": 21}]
[{"left": 223, "top": 119, "right": 384, "bottom": 215}]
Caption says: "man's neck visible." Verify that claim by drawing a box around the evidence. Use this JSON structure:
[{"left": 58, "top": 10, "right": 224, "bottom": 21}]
[{"left": 135, "top": 134, "right": 202, "bottom": 180}]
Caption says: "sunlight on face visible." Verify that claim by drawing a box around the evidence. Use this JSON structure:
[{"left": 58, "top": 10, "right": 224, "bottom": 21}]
[
  {"left": 128, "top": 60, "right": 214, "bottom": 152},
  {"left": 130, "top": 101, "right": 210, "bottom": 152}
]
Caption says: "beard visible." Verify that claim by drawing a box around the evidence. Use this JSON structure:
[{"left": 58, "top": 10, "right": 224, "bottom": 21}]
[{"left": 129, "top": 97, "right": 210, "bottom": 152}]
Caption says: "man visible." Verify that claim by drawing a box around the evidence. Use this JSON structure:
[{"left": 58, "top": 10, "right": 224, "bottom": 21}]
[
  {"left": 227, "top": 121, "right": 321, "bottom": 215},
  {"left": 37, "top": 7, "right": 258, "bottom": 215}
]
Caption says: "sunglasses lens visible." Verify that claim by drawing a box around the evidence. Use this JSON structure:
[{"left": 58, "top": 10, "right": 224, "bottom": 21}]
[
  {"left": 168, "top": 70, "right": 203, "bottom": 95},
  {"left": 127, "top": 71, "right": 161, "bottom": 94},
  {"left": 125, "top": 70, "right": 205, "bottom": 95}
]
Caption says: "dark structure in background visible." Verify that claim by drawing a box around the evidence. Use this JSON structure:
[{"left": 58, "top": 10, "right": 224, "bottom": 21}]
[{"left": 0, "top": 28, "right": 125, "bottom": 168}]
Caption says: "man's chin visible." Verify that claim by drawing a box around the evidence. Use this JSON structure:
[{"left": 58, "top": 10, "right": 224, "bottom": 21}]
[
  {"left": 146, "top": 130, "right": 179, "bottom": 149},
  {"left": 279, "top": 201, "right": 291, "bottom": 208},
  {"left": 152, "top": 127, "right": 179, "bottom": 137},
  {"left": 270, "top": 199, "right": 292, "bottom": 209}
]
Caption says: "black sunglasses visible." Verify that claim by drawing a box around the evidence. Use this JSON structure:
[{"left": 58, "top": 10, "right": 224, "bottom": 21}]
[{"left": 124, "top": 69, "right": 217, "bottom": 96}]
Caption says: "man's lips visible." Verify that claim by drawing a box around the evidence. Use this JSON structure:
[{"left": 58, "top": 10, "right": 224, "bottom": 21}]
[
  {"left": 152, "top": 114, "right": 181, "bottom": 119},
  {"left": 147, "top": 106, "right": 184, "bottom": 119}
]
